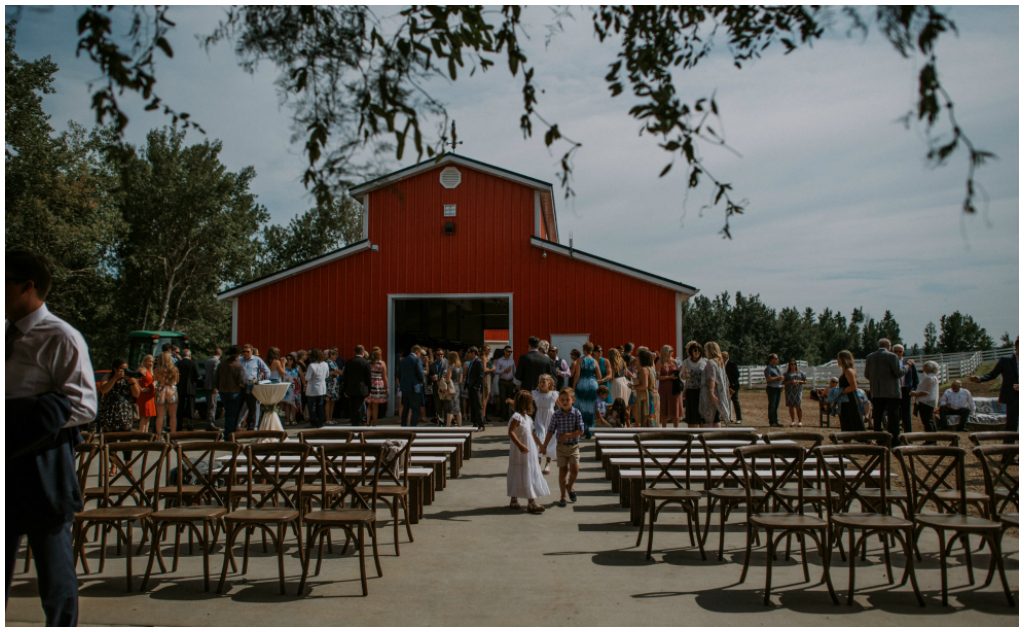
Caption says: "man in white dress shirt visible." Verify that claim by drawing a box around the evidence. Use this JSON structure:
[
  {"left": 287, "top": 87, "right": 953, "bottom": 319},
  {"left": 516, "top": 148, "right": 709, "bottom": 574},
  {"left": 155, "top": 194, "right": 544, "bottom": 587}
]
[
  {"left": 939, "top": 379, "right": 975, "bottom": 431},
  {"left": 6, "top": 249, "right": 97, "bottom": 626}
]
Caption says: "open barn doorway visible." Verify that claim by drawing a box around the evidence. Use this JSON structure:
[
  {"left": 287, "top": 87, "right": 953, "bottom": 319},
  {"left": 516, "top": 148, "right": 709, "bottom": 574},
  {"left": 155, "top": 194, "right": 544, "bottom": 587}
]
[{"left": 387, "top": 294, "right": 512, "bottom": 415}]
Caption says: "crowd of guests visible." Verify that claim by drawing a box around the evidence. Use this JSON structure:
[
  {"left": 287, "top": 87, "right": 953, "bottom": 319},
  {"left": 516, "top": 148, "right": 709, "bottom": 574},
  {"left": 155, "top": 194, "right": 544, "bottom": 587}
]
[
  {"left": 799, "top": 337, "right": 1018, "bottom": 443},
  {"left": 91, "top": 333, "right": 1018, "bottom": 517}
]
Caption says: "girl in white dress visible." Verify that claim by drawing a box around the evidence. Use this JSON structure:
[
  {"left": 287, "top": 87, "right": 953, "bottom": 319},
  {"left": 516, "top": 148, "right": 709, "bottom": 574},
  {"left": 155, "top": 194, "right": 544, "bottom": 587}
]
[
  {"left": 507, "top": 390, "right": 550, "bottom": 514},
  {"left": 531, "top": 374, "right": 559, "bottom": 475}
]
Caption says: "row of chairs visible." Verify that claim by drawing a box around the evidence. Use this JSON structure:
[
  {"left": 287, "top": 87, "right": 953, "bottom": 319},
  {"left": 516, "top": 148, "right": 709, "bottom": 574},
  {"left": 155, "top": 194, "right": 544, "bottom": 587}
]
[
  {"left": 71, "top": 428, "right": 418, "bottom": 596},
  {"left": 631, "top": 429, "right": 1018, "bottom": 607}
]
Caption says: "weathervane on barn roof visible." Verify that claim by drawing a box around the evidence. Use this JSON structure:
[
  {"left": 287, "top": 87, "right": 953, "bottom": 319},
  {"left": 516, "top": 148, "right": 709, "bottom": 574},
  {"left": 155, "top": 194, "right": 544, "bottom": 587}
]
[{"left": 442, "top": 120, "right": 463, "bottom": 153}]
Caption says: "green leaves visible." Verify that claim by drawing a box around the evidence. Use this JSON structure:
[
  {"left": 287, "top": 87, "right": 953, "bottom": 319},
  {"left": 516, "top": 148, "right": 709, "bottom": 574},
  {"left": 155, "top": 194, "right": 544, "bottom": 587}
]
[{"left": 56, "top": 4, "right": 990, "bottom": 240}]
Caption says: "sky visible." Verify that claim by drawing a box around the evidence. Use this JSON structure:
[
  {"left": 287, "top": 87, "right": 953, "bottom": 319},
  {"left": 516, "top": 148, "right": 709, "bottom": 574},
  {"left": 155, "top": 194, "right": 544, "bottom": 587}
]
[{"left": 6, "top": 5, "right": 1020, "bottom": 347}]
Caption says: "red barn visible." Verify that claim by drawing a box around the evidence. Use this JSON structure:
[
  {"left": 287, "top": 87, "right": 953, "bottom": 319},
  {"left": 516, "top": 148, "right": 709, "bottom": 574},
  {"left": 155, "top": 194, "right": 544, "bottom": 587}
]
[{"left": 219, "top": 153, "right": 697, "bottom": 410}]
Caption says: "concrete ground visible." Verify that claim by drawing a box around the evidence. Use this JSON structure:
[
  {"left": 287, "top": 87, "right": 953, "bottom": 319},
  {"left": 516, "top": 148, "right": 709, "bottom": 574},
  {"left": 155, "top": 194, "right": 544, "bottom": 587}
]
[{"left": 5, "top": 425, "right": 1019, "bottom": 627}]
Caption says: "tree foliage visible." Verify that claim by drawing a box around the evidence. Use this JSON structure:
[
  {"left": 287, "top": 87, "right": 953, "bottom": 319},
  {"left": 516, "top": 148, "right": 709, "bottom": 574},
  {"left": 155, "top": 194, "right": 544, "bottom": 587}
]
[
  {"left": 254, "top": 196, "right": 364, "bottom": 279},
  {"left": 5, "top": 30, "right": 279, "bottom": 365},
  {"left": 6, "top": 31, "right": 124, "bottom": 356},
  {"left": 15, "top": 5, "right": 991, "bottom": 236},
  {"left": 112, "top": 128, "right": 269, "bottom": 344},
  {"left": 937, "top": 310, "right": 993, "bottom": 353}
]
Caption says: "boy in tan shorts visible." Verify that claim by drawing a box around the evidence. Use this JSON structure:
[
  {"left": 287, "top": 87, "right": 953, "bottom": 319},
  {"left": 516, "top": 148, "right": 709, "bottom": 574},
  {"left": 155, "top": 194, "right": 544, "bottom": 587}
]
[{"left": 541, "top": 387, "right": 585, "bottom": 507}]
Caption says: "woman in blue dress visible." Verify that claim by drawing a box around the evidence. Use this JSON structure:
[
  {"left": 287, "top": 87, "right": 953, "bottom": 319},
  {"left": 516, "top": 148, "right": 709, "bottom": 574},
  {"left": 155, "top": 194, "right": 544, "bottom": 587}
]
[{"left": 572, "top": 341, "right": 603, "bottom": 439}]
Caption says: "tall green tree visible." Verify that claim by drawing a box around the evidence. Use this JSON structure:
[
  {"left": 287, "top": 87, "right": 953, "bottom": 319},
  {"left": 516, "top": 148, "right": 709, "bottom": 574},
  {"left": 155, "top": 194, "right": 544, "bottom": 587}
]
[
  {"left": 26, "top": 5, "right": 989, "bottom": 235},
  {"left": 938, "top": 311, "right": 993, "bottom": 353},
  {"left": 5, "top": 30, "right": 123, "bottom": 354},
  {"left": 112, "top": 128, "right": 269, "bottom": 350},
  {"left": 815, "top": 308, "right": 850, "bottom": 362},
  {"left": 923, "top": 321, "right": 939, "bottom": 354}
]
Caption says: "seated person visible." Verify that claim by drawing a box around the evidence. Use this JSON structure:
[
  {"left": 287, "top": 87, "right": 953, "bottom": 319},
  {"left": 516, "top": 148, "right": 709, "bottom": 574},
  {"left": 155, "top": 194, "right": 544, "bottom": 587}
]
[
  {"left": 939, "top": 380, "right": 975, "bottom": 431},
  {"left": 595, "top": 385, "right": 611, "bottom": 426},
  {"left": 603, "top": 398, "right": 629, "bottom": 427},
  {"left": 822, "top": 377, "right": 842, "bottom": 414}
]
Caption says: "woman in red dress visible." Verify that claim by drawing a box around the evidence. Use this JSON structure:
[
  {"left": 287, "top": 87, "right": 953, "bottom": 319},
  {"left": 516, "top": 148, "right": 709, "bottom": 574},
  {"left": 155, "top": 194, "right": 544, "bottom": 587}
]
[{"left": 135, "top": 354, "right": 156, "bottom": 432}]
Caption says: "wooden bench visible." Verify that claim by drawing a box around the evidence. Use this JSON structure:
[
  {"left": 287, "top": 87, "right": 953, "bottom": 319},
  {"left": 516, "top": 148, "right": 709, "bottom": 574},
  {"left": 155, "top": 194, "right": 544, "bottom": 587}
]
[
  {"left": 592, "top": 428, "right": 756, "bottom": 460},
  {"left": 344, "top": 426, "right": 475, "bottom": 459}
]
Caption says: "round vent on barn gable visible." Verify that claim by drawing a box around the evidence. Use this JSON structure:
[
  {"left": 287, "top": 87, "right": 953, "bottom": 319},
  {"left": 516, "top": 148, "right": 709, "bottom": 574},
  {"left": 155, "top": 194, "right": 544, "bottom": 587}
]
[{"left": 439, "top": 167, "right": 462, "bottom": 189}]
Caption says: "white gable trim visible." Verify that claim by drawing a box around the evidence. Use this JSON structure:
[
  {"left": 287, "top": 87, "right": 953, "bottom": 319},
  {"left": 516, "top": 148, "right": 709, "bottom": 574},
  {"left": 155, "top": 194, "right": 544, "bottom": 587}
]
[
  {"left": 350, "top": 154, "right": 553, "bottom": 196},
  {"left": 530, "top": 237, "right": 698, "bottom": 296},
  {"left": 217, "top": 240, "right": 372, "bottom": 300}
]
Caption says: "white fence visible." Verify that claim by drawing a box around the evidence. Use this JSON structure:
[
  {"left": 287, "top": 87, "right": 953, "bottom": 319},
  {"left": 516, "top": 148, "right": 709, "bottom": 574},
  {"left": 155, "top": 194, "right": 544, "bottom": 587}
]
[{"left": 736, "top": 348, "right": 1014, "bottom": 389}]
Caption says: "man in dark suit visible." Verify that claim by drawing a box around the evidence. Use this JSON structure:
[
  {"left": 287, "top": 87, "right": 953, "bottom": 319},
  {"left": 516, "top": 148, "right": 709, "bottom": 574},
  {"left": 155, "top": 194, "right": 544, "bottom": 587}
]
[
  {"left": 894, "top": 344, "right": 919, "bottom": 433},
  {"left": 863, "top": 338, "right": 908, "bottom": 439},
  {"left": 398, "top": 346, "right": 425, "bottom": 427},
  {"left": 176, "top": 348, "right": 199, "bottom": 429},
  {"left": 6, "top": 249, "right": 97, "bottom": 626},
  {"left": 515, "top": 336, "right": 555, "bottom": 392},
  {"left": 972, "top": 336, "right": 1019, "bottom": 434},
  {"left": 343, "top": 345, "right": 372, "bottom": 426},
  {"left": 463, "top": 346, "right": 485, "bottom": 430}
]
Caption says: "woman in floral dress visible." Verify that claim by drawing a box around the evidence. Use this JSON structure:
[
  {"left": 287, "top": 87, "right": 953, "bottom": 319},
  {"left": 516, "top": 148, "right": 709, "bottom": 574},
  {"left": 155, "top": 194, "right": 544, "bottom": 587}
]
[
  {"left": 367, "top": 347, "right": 389, "bottom": 425},
  {"left": 97, "top": 358, "right": 141, "bottom": 433}
]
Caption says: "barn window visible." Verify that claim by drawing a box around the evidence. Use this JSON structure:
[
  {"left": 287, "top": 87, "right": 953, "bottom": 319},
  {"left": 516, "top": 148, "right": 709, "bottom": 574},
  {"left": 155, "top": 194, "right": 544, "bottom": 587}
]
[
  {"left": 443, "top": 204, "right": 457, "bottom": 217},
  {"left": 439, "top": 167, "right": 462, "bottom": 189}
]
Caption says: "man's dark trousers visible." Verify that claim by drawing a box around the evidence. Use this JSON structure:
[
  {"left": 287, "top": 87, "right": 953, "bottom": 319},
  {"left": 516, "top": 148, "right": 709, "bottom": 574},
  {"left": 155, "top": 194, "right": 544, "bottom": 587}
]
[
  {"left": 347, "top": 397, "right": 366, "bottom": 426},
  {"left": 468, "top": 389, "right": 483, "bottom": 429},
  {"left": 6, "top": 519, "right": 77, "bottom": 626},
  {"left": 872, "top": 396, "right": 902, "bottom": 440},
  {"left": 899, "top": 386, "right": 914, "bottom": 433}
]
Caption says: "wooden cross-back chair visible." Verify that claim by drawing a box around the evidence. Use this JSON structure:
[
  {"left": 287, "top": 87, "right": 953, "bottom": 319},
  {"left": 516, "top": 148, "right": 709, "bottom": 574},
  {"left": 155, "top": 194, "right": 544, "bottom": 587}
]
[
  {"left": 72, "top": 441, "right": 169, "bottom": 591},
  {"left": 828, "top": 431, "right": 904, "bottom": 519},
  {"left": 298, "top": 443, "right": 384, "bottom": 596},
  {"left": 968, "top": 431, "right": 1019, "bottom": 446},
  {"left": 735, "top": 443, "right": 837, "bottom": 606},
  {"left": 633, "top": 432, "right": 705, "bottom": 561},
  {"left": 893, "top": 445, "right": 1014, "bottom": 607},
  {"left": 697, "top": 431, "right": 761, "bottom": 560},
  {"left": 141, "top": 441, "right": 239, "bottom": 592},
  {"left": 814, "top": 444, "right": 923, "bottom": 606},
  {"left": 295, "top": 429, "right": 356, "bottom": 511},
  {"left": 217, "top": 442, "right": 311, "bottom": 595},
  {"left": 972, "top": 444, "right": 1019, "bottom": 524},
  {"left": 359, "top": 431, "right": 415, "bottom": 556},
  {"left": 897, "top": 435, "right": 989, "bottom": 517},
  {"left": 900, "top": 431, "right": 960, "bottom": 447}
]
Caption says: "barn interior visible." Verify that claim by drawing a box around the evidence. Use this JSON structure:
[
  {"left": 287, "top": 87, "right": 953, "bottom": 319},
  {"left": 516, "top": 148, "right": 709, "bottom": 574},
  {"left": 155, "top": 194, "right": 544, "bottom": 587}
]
[{"left": 393, "top": 297, "right": 510, "bottom": 357}]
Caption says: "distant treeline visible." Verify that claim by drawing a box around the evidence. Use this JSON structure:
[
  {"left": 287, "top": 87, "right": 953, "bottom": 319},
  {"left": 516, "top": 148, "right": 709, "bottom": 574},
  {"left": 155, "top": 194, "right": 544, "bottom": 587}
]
[{"left": 682, "top": 291, "right": 1009, "bottom": 366}]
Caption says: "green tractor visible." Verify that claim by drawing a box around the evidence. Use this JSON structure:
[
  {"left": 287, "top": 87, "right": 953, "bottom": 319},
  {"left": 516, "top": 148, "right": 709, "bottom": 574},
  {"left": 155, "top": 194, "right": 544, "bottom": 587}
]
[{"left": 126, "top": 330, "right": 190, "bottom": 369}]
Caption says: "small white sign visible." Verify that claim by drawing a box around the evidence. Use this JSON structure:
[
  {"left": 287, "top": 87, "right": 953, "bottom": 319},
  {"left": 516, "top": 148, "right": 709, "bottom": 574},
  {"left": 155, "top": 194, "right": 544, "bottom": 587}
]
[{"left": 443, "top": 204, "right": 457, "bottom": 217}]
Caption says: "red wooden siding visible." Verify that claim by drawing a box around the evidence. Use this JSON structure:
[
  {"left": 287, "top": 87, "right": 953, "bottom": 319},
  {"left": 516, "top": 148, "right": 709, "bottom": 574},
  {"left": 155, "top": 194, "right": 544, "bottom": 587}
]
[{"left": 235, "top": 164, "right": 681, "bottom": 358}]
